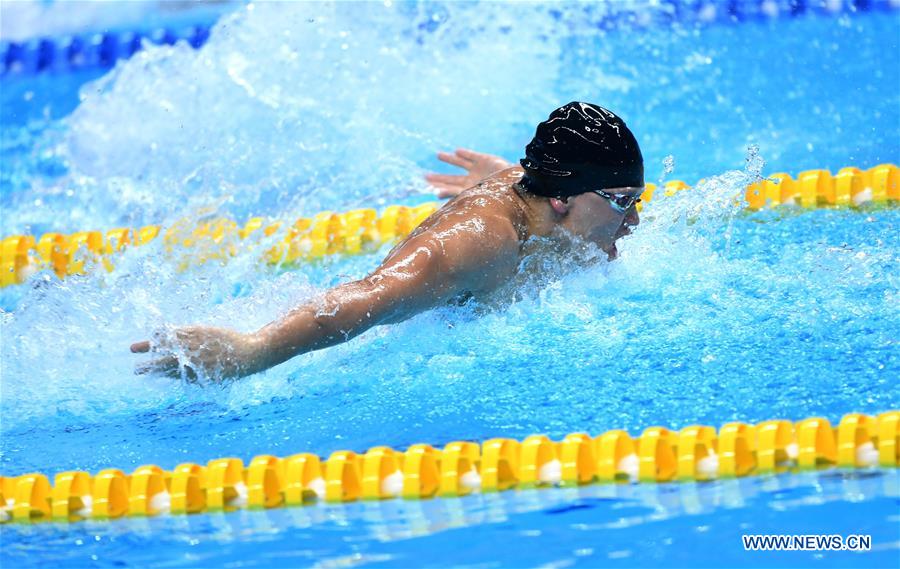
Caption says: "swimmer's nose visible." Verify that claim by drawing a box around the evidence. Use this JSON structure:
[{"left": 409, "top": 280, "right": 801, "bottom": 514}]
[
  {"left": 625, "top": 207, "right": 640, "bottom": 228},
  {"left": 615, "top": 208, "right": 639, "bottom": 239}
]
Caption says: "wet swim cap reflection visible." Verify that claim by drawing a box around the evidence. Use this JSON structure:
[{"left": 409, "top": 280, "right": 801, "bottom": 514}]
[{"left": 519, "top": 102, "right": 643, "bottom": 199}]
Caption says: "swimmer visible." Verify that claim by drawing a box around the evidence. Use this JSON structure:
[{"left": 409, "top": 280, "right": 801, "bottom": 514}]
[{"left": 131, "top": 101, "right": 644, "bottom": 380}]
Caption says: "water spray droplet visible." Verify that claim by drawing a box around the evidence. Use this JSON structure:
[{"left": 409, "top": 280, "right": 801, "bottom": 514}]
[
  {"left": 657, "top": 155, "right": 675, "bottom": 185},
  {"left": 744, "top": 144, "right": 765, "bottom": 181}
]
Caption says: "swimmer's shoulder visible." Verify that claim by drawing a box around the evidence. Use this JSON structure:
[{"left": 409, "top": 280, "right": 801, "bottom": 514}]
[
  {"left": 407, "top": 167, "right": 525, "bottom": 250},
  {"left": 445, "top": 168, "right": 525, "bottom": 215},
  {"left": 437, "top": 188, "right": 521, "bottom": 239}
]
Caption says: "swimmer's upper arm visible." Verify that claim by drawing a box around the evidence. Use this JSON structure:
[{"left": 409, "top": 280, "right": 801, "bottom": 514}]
[
  {"left": 251, "top": 214, "right": 518, "bottom": 369},
  {"left": 373, "top": 213, "right": 519, "bottom": 320},
  {"left": 433, "top": 214, "right": 520, "bottom": 293}
]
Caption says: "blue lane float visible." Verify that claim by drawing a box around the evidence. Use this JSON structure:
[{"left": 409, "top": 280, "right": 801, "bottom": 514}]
[{"left": 1, "top": 24, "right": 211, "bottom": 76}]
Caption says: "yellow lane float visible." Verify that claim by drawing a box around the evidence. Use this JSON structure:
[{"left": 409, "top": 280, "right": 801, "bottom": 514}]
[{"left": 1, "top": 410, "right": 896, "bottom": 524}]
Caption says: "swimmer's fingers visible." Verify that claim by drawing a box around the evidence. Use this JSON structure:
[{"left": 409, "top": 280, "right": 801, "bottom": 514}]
[
  {"left": 130, "top": 328, "right": 176, "bottom": 354},
  {"left": 456, "top": 149, "right": 512, "bottom": 176},
  {"left": 132, "top": 328, "right": 190, "bottom": 375},
  {"left": 172, "top": 326, "right": 204, "bottom": 346},
  {"left": 425, "top": 173, "right": 469, "bottom": 187},
  {"left": 431, "top": 183, "right": 464, "bottom": 199},
  {"left": 437, "top": 150, "right": 474, "bottom": 169},
  {"left": 135, "top": 354, "right": 180, "bottom": 377},
  {"left": 425, "top": 174, "right": 471, "bottom": 198},
  {"left": 454, "top": 148, "right": 489, "bottom": 163}
]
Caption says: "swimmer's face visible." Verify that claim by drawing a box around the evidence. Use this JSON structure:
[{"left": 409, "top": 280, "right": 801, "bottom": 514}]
[{"left": 558, "top": 187, "right": 642, "bottom": 259}]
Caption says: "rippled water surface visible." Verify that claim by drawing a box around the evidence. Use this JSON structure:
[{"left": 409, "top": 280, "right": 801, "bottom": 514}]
[{"left": 1, "top": 2, "right": 898, "bottom": 567}]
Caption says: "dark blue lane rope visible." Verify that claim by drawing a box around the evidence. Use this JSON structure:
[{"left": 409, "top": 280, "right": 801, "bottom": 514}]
[
  {"left": 1, "top": 24, "right": 209, "bottom": 76},
  {"left": 0, "top": 0, "right": 895, "bottom": 76}
]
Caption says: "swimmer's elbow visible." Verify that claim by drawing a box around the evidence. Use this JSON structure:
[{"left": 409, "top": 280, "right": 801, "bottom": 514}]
[
  {"left": 360, "top": 275, "right": 444, "bottom": 326},
  {"left": 312, "top": 280, "right": 394, "bottom": 339},
  {"left": 310, "top": 303, "right": 363, "bottom": 343}
]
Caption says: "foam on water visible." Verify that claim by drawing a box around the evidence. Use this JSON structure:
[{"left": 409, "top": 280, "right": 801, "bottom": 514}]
[{"left": 57, "top": 2, "right": 568, "bottom": 227}]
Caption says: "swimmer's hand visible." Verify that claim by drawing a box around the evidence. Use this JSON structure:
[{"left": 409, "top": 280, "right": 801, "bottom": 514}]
[
  {"left": 131, "top": 326, "right": 262, "bottom": 381},
  {"left": 425, "top": 148, "right": 511, "bottom": 198}
]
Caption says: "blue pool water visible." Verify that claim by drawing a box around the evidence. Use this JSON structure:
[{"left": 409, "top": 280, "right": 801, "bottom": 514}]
[{"left": 1, "top": 2, "right": 899, "bottom": 567}]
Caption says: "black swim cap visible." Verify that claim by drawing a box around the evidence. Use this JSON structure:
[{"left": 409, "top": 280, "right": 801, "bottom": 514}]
[{"left": 519, "top": 102, "right": 644, "bottom": 199}]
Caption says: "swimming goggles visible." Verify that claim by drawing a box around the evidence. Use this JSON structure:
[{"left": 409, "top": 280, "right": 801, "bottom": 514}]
[{"left": 590, "top": 188, "right": 643, "bottom": 214}]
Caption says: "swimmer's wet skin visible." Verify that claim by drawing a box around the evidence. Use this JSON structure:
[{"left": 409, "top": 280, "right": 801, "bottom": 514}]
[{"left": 131, "top": 102, "right": 644, "bottom": 381}]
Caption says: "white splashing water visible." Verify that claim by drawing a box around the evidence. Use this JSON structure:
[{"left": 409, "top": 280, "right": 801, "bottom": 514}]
[{"left": 55, "top": 2, "right": 567, "bottom": 228}]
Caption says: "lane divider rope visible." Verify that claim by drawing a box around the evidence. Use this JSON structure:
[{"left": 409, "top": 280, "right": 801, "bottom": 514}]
[
  {"left": 1, "top": 25, "right": 210, "bottom": 75},
  {"left": 1, "top": 163, "right": 897, "bottom": 289},
  {"left": 1, "top": 411, "right": 896, "bottom": 524},
  {"left": 0, "top": 202, "right": 441, "bottom": 288}
]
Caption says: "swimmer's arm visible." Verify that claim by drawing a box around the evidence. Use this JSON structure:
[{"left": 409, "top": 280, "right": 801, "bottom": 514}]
[
  {"left": 132, "top": 217, "right": 519, "bottom": 379},
  {"left": 242, "top": 219, "right": 520, "bottom": 375},
  {"left": 133, "top": 259, "right": 451, "bottom": 379},
  {"left": 246, "top": 260, "right": 447, "bottom": 373}
]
